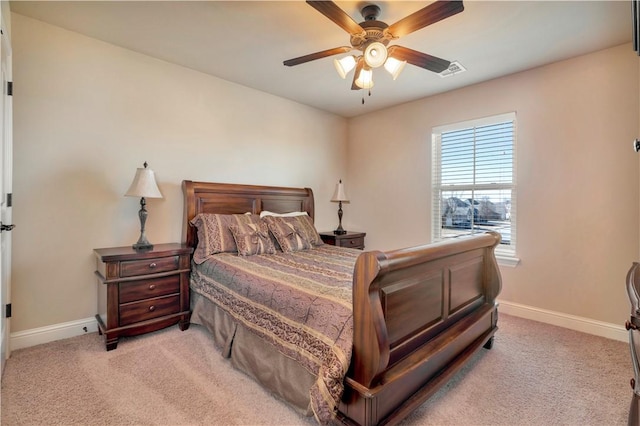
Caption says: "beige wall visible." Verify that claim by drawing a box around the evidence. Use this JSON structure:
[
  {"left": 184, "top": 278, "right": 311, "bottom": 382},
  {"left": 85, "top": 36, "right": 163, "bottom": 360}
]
[
  {"left": 347, "top": 43, "right": 639, "bottom": 326},
  {"left": 11, "top": 12, "right": 640, "bottom": 334},
  {"left": 11, "top": 14, "right": 348, "bottom": 332}
]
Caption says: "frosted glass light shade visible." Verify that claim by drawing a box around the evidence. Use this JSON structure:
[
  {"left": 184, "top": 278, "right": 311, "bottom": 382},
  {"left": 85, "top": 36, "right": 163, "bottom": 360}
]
[
  {"left": 363, "top": 42, "right": 388, "bottom": 68},
  {"left": 384, "top": 57, "right": 407, "bottom": 80},
  {"left": 125, "top": 163, "right": 163, "bottom": 199},
  {"left": 334, "top": 55, "right": 357, "bottom": 79},
  {"left": 355, "top": 68, "right": 374, "bottom": 89}
]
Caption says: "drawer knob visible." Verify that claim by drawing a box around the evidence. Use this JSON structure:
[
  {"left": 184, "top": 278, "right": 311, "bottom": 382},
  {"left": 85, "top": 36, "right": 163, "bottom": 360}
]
[
  {"left": 149, "top": 305, "right": 156, "bottom": 312},
  {"left": 149, "top": 262, "right": 157, "bottom": 269},
  {"left": 148, "top": 284, "right": 156, "bottom": 290}
]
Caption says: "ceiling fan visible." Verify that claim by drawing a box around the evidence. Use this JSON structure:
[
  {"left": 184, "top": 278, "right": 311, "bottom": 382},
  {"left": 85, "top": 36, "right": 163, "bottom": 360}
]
[{"left": 283, "top": 0, "right": 464, "bottom": 93}]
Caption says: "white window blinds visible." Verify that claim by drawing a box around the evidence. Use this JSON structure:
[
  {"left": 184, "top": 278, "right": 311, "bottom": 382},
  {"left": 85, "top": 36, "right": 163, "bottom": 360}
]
[{"left": 432, "top": 112, "right": 516, "bottom": 255}]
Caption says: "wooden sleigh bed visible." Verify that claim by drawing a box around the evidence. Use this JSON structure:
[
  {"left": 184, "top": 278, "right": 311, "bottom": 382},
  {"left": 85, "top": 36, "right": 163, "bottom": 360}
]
[{"left": 182, "top": 180, "right": 502, "bottom": 426}]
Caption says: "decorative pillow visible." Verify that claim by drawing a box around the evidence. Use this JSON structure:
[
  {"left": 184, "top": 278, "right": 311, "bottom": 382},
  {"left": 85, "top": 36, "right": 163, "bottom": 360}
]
[
  {"left": 190, "top": 213, "right": 260, "bottom": 263},
  {"left": 263, "top": 215, "right": 320, "bottom": 252},
  {"left": 228, "top": 222, "right": 276, "bottom": 256},
  {"left": 278, "top": 214, "right": 323, "bottom": 246}
]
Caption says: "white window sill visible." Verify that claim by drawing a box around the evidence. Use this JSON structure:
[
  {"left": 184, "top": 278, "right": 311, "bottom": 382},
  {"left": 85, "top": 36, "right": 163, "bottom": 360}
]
[{"left": 496, "top": 253, "right": 520, "bottom": 267}]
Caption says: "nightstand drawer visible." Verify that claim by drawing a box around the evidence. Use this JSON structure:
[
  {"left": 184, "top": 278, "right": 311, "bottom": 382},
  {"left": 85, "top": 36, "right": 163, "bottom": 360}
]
[
  {"left": 120, "top": 256, "right": 179, "bottom": 277},
  {"left": 341, "top": 237, "right": 365, "bottom": 249},
  {"left": 319, "top": 231, "right": 366, "bottom": 250},
  {"left": 119, "top": 275, "right": 180, "bottom": 304},
  {"left": 120, "top": 294, "right": 180, "bottom": 326}
]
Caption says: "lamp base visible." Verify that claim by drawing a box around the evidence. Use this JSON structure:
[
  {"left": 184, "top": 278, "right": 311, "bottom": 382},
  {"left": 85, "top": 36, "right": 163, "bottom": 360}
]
[
  {"left": 132, "top": 230, "right": 153, "bottom": 251},
  {"left": 132, "top": 198, "right": 153, "bottom": 251},
  {"left": 132, "top": 242, "right": 153, "bottom": 251},
  {"left": 334, "top": 226, "right": 347, "bottom": 235},
  {"left": 334, "top": 202, "right": 346, "bottom": 235}
]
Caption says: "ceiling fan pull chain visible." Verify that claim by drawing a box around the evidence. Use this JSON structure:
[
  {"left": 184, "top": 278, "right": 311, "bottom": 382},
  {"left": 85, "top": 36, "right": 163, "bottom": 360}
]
[{"left": 362, "top": 88, "right": 373, "bottom": 105}]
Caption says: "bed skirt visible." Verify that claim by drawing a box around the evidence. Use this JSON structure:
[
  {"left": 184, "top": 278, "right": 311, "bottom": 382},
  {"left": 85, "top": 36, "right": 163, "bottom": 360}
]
[{"left": 190, "top": 291, "right": 315, "bottom": 417}]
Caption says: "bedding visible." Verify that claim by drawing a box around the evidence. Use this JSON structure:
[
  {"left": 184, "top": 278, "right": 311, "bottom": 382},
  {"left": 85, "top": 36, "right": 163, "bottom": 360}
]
[{"left": 189, "top": 244, "right": 360, "bottom": 423}]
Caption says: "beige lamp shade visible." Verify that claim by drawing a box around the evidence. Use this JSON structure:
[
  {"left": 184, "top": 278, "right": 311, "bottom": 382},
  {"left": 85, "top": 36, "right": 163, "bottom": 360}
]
[
  {"left": 125, "top": 162, "right": 162, "bottom": 199},
  {"left": 331, "top": 180, "right": 349, "bottom": 202}
]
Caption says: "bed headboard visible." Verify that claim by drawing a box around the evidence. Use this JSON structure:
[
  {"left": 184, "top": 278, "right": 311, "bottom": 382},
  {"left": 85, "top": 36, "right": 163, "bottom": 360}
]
[{"left": 182, "top": 180, "right": 315, "bottom": 248}]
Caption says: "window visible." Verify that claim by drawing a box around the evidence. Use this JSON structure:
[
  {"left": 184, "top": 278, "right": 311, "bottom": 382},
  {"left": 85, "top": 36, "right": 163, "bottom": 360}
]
[{"left": 432, "top": 112, "right": 517, "bottom": 261}]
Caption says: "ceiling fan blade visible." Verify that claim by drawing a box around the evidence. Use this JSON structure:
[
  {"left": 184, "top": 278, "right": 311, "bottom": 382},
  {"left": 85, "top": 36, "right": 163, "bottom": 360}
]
[
  {"left": 385, "top": 0, "right": 464, "bottom": 39},
  {"left": 307, "top": 1, "right": 366, "bottom": 36},
  {"left": 351, "top": 59, "right": 364, "bottom": 90},
  {"left": 388, "top": 45, "right": 450, "bottom": 73},
  {"left": 283, "top": 46, "right": 352, "bottom": 67}
]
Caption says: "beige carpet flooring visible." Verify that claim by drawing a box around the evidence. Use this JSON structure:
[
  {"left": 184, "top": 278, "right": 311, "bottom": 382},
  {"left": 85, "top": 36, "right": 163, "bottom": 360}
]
[{"left": 0, "top": 314, "right": 632, "bottom": 425}]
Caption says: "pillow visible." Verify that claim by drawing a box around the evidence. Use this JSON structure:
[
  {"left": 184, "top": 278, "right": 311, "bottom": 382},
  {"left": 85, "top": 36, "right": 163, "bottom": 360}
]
[
  {"left": 282, "top": 214, "right": 323, "bottom": 246},
  {"left": 190, "top": 213, "right": 260, "bottom": 263},
  {"left": 263, "top": 215, "right": 322, "bottom": 252},
  {"left": 259, "top": 210, "right": 309, "bottom": 218},
  {"left": 263, "top": 216, "right": 312, "bottom": 252},
  {"left": 229, "top": 221, "right": 276, "bottom": 256}
]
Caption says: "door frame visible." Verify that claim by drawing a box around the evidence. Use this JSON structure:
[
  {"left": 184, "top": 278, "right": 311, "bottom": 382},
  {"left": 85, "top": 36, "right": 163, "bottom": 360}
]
[{"left": 0, "top": 7, "right": 13, "bottom": 375}]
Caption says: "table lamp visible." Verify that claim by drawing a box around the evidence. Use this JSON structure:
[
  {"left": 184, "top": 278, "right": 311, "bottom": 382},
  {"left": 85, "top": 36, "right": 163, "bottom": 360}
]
[
  {"left": 125, "top": 161, "right": 163, "bottom": 250},
  {"left": 331, "top": 179, "right": 349, "bottom": 235}
]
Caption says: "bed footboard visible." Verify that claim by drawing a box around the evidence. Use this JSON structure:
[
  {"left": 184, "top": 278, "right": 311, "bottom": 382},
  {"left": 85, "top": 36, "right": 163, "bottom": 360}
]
[{"left": 339, "top": 232, "right": 502, "bottom": 426}]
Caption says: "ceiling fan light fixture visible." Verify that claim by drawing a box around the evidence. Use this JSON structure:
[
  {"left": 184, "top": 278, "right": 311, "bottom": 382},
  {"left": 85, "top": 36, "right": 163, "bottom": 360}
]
[
  {"left": 384, "top": 57, "right": 407, "bottom": 80},
  {"left": 333, "top": 55, "right": 357, "bottom": 79},
  {"left": 355, "top": 68, "right": 374, "bottom": 89},
  {"left": 363, "top": 42, "right": 388, "bottom": 68},
  {"left": 284, "top": 1, "right": 464, "bottom": 102}
]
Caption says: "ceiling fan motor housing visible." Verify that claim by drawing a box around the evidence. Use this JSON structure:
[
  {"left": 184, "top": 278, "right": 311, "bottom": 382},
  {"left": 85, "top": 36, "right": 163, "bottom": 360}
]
[{"left": 350, "top": 20, "right": 389, "bottom": 49}]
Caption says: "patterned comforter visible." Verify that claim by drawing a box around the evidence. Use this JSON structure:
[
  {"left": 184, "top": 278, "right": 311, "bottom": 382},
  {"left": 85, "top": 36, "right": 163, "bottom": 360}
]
[{"left": 190, "top": 244, "right": 360, "bottom": 423}]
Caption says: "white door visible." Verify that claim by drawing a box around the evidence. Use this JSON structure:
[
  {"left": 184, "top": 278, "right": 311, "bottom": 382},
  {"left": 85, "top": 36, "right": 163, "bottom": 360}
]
[{"left": 0, "top": 12, "right": 13, "bottom": 375}]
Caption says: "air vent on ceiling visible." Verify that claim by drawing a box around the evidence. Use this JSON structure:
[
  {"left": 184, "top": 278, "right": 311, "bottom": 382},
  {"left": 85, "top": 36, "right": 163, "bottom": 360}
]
[{"left": 439, "top": 61, "right": 466, "bottom": 78}]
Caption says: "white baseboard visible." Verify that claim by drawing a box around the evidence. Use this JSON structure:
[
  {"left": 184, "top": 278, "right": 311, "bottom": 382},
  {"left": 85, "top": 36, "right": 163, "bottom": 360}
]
[
  {"left": 10, "top": 317, "right": 98, "bottom": 351},
  {"left": 499, "top": 300, "right": 628, "bottom": 343},
  {"left": 6, "top": 303, "right": 629, "bottom": 351}
]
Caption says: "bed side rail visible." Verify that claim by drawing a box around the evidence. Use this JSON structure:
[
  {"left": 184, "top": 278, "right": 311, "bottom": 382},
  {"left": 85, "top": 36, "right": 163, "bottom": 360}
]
[{"left": 351, "top": 231, "right": 502, "bottom": 388}]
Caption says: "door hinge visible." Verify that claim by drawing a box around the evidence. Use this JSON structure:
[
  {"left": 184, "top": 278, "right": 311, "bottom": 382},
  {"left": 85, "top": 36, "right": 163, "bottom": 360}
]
[
  {"left": 5, "top": 303, "right": 11, "bottom": 318},
  {"left": 7, "top": 81, "right": 12, "bottom": 96}
]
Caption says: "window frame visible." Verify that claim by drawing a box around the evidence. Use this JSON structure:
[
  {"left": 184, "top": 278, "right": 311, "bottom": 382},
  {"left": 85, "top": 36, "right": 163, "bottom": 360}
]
[{"left": 431, "top": 112, "right": 519, "bottom": 266}]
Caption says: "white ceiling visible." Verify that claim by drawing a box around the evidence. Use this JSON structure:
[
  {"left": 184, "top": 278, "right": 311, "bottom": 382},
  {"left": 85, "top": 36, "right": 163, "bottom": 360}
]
[{"left": 10, "top": 0, "right": 634, "bottom": 118}]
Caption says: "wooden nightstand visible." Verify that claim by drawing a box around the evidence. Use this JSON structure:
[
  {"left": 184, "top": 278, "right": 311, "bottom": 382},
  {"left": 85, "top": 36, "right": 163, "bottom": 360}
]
[
  {"left": 94, "top": 243, "right": 193, "bottom": 351},
  {"left": 320, "top": 231, "right": 366, "bottom": 250}
]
